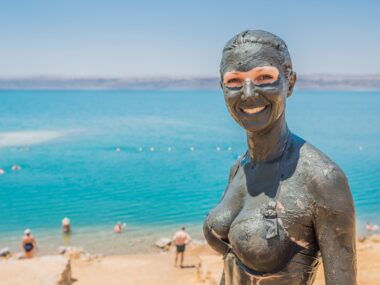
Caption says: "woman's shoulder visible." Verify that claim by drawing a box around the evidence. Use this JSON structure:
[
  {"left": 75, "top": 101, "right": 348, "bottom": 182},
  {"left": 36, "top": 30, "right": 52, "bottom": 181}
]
[
  {"left": 291, "top": 134, "right": 352, "bottom": 207},
  {"left": 291, "top": 133, "right": 344, "bottom": 177}
]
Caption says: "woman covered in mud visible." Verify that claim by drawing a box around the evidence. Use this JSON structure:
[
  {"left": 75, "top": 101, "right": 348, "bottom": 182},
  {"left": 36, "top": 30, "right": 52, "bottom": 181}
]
[{"left": 204, "top": 30, "right": 356, "bottom": 285}]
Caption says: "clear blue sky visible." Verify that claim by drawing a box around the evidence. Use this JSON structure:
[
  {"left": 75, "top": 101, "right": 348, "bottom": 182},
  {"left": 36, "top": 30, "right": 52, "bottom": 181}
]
[{"left": 0, "top": 0, "right": 379, "bottom": 77}]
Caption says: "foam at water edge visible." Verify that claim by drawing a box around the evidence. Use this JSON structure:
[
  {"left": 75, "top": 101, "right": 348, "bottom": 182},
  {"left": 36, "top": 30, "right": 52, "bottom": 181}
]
[{"left": 0, "top": 130, "right": 79, "bottom": 147}]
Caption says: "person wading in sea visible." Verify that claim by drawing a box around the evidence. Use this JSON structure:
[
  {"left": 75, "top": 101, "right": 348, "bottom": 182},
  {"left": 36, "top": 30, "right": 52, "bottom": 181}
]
[
  {"left": 172, "top": 226, "right": 192, "bottom": 268},
  {"left": 22, "top": 229, "right": 36, "bottom": 258}
]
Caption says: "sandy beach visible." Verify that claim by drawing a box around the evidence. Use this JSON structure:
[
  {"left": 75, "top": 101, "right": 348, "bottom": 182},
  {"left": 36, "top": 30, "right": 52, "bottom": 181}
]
[{"left": 2, "top": 235, "right": 380, "bottom": 285}]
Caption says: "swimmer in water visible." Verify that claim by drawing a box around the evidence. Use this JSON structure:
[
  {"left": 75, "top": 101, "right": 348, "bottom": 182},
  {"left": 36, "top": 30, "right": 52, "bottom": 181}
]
[
  {"left": 62, "top": 217, "right": 71, "bottom": 234},
  {"left": 11, "top": 165, "right": 21, "bottom": 171},
  {"left": 114, "top": 222, "right": 126, "bottom": 233}
]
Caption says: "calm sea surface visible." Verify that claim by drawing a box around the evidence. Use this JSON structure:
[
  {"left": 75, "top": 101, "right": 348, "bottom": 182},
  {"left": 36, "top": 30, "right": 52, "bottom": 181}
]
[{"left": 0, "top": 90, "right": 379, "bottom": 254}]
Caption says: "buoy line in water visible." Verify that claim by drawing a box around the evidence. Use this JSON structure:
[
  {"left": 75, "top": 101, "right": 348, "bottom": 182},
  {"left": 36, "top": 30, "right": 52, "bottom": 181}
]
[
  {"left": 0, "top": 146, "right": 238, "bottom": 176},
  {"left": 113, "top": 146, "right": 235, "bottom": 153},
  {"left": 0, "top": 145, "right": 242, "bottom": 177},
  {"left": 0, "top": 165, "right": 22, "bottom": 175}
]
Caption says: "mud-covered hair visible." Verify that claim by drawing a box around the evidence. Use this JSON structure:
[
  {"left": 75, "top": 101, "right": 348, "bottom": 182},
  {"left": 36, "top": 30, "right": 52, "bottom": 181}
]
[{"left": 220, "top": 30, "right": 293, "bottom": 81}]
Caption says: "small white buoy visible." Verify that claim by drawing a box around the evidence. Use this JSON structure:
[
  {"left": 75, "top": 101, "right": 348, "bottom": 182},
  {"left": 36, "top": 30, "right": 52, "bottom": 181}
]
[
  {"left": 227, "top": 146, "right": 232, "bottom": 151},
  {"left": 138, "top": 147, "right": 143, "bottom": 152},
  {"left": 168, "top": 147, "right": 172, "bottom": 152},
  {"left": 116, "top": 147, "right": 121, "bottom": 152},
  {"left": 150, "top": 147, "right": 155, "bottom": 152},
  {"left": 190, "top": 147, "right": 195, "bottom": 152},
  {"left": 216, "top": 147, "right": 221, "bottom": 152},
  {"left": 11, "top": 165, "right": 21, "bottom": 171},
  {"left": 0, "top": 168, "right": 4, "bottom": 175}
]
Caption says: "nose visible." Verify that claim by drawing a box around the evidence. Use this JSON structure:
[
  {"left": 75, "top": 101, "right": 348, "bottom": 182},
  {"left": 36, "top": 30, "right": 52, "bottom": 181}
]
[{"left": 242, "top": 79, "right": 258, "bottom": 100}]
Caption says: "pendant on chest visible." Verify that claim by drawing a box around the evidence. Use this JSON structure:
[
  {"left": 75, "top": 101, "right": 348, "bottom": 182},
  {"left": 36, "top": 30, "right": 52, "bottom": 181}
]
[{"left": 261, "top": 200, "right": 279, "bottom": 239}]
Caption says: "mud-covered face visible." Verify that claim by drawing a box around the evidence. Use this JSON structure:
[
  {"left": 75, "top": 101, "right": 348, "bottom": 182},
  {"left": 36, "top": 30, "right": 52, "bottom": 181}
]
[{"left": 221, "top": 44, "right": 291, "bottom": 132}]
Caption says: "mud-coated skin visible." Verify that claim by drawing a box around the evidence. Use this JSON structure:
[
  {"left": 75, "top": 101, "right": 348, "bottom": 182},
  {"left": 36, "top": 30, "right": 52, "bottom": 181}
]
[{"left": 203, "top": 30, "right": 356, "bottom": 285}]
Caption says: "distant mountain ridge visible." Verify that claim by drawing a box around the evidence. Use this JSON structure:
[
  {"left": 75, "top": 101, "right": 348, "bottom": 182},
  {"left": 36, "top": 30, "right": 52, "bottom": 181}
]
[{"left": 1, "top": 75, "right": 380, "bottom": 91}]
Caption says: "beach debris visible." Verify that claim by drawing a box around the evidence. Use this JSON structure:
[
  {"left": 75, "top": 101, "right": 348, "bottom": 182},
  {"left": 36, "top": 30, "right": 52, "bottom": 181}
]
[
  {"left": 58, "top": 246, "right": 101, "bottom": 261},
  {"left": 58, "top": 246, "right": 84, "bottom": 259},
  {"left": 154, "top": 238, "right": 172, "bottom": 251},
  {"left": 0, "top": 168, "right": 4, "bottom": 175},
  {"left": 358, "top": 236, "right": 366, "bottom": 243},
  {"left": 0, "top": 247, "right": 11, "bottom": 257},
  {"left": 11, "top": 164, "right": 21, "bottom": 171}
]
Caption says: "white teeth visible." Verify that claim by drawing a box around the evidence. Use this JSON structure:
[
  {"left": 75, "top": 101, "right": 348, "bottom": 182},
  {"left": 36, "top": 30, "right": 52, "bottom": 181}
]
[{"left": 242, "top": 106, "right": 265, "bottom": 114}]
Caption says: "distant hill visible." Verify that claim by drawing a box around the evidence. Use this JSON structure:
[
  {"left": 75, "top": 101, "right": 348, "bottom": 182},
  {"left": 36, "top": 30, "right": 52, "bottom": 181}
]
[{"left": 1, "top": 75, "right": 380, "bottom": 91}]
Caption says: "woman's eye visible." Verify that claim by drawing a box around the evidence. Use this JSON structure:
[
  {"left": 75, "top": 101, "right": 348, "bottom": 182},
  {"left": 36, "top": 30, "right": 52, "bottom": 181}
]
[
  {"left": 258, "top": 75, "right": 273, "bottom": 81},
  {"left": 226, "top": 78, "right": 243, "bottom": 87},
  {"left": 228, "top": 78, "right": 241, "bottom": 84},
  {"left": 254, "top": 74, "right": 277, "bottom": 85}
]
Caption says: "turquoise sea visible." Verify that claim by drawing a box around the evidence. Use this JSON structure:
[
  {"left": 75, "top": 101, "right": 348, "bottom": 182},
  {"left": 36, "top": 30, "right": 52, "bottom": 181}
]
[{"left": 0, "top": 90, "right": 379, "bottom": 254}]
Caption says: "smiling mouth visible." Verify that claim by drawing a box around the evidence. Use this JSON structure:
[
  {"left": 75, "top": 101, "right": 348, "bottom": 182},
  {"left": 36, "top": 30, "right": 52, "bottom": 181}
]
[{"left": 240, "top": 105, "right": 268, "bottom": 115}]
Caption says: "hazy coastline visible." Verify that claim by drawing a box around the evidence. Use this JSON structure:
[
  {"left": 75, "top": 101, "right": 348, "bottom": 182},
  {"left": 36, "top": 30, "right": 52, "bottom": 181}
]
[{"left": 1, "top": 74, "right": 380, "bottom": 91}]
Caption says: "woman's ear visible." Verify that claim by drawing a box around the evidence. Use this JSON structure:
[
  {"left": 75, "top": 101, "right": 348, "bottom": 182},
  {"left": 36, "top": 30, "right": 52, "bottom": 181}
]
[{"left": 287, "top": 71, "right": 297, "bottom": 97}]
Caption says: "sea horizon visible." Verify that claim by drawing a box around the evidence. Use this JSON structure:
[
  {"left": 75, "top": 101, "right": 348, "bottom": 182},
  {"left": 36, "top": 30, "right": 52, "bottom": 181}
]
[{"left": 1, "top": 74, "right": 380, "bottom": 91}]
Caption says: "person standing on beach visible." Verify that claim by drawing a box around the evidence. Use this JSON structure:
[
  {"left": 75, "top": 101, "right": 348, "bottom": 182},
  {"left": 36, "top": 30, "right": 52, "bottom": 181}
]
[
  {"left": 172, "top": 226, "right": 192, "bottom": 268},
  {"left": 22, "top": 229, "right": 36, "bottom": 258}
]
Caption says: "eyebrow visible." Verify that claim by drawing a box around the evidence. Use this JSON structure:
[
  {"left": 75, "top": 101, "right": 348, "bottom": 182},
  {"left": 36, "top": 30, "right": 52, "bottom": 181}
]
[
  {"left": 254, "top": 67, "right": 267, "bottom": 72},
  {"left": 224, "top": 66, "right": 278, "bottom": 76}
]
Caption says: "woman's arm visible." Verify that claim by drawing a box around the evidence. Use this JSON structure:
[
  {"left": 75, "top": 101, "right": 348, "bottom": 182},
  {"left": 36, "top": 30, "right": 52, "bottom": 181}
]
[{"left": 314, "top": 167, "right": 357, "bottom": 285}]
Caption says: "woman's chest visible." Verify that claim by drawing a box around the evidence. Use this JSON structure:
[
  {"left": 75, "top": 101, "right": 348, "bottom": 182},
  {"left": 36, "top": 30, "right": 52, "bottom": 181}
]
[
  {"left": 208, "top": 166, "right": 314, "bottom": 238},
  {"left": 206, "top": 168, "right": 316, "bottom": 271}
]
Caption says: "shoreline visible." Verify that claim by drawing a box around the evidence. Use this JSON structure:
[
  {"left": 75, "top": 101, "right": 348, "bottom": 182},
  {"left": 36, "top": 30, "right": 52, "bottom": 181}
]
[
  {"left": 0, "top": 223, "right": 206, "bottom": 256},
  {"left": 0, "top": 219, "right": 376, "bottom": 257},
  {"left": 2, "top": 236, "right": 380, "bottom": 285}
]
